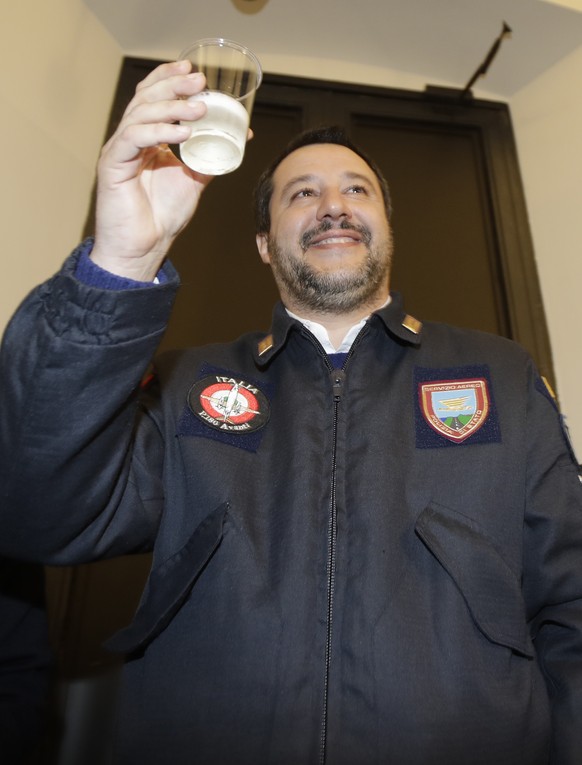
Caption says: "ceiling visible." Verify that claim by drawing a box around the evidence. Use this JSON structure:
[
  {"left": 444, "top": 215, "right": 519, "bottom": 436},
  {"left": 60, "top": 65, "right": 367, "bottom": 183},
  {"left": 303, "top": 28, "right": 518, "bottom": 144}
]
[{"left": 85, "top": 0, "right": 582, "bottom": 98}]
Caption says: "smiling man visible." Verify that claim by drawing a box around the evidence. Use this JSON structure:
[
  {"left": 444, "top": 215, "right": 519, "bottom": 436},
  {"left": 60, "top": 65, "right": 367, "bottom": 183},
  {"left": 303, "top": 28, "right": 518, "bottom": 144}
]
[
  {"left": 255, "top": 136, "right": 393, "bottom": 336},
  {"left": 1, "top": 61, "right": 582, "bottom": 765}
]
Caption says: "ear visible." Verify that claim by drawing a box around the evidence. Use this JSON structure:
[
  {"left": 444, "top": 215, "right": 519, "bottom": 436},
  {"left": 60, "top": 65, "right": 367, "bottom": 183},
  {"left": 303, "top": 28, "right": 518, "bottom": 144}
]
[{"left": 256, "top": 233, "right": 271, "bottom": 265}]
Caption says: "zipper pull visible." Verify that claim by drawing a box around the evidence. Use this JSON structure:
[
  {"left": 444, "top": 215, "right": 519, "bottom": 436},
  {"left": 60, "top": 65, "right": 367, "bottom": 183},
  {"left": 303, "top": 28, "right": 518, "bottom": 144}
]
[{"left": 330, "top": 369, "right": 346, "bottom": 401}]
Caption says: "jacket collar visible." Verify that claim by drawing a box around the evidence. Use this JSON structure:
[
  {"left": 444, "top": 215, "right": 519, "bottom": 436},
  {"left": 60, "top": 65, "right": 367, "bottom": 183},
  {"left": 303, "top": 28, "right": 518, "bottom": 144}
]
[
  {"left": 253, "top": 303, "right": 297, "bottom": 366},
  {"left": 253, "top": 293, "right": 422, "bottom": 366},
  {"left": 372, "top": 292, "right": 423, "bottom": 346}
]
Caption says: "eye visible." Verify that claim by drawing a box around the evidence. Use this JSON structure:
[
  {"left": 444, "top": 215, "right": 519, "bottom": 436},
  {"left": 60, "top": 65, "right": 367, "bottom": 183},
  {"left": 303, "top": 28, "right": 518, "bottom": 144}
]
[
  {"left": 346, "top": 184, "right": 367, "bottom": 195},
  {"left": 292, "top": 187, "right": 315, "bottom": 199}
]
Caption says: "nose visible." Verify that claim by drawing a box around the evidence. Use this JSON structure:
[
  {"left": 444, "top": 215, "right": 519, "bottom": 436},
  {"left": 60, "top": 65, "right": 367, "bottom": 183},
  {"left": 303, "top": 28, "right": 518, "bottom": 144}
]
[{"left": 316, "top": 188, "right": 352, "bottom": 221}]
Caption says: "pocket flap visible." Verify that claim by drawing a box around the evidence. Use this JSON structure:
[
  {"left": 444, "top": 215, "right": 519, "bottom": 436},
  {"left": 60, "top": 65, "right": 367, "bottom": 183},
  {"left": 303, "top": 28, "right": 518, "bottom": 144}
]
[
  {"left": 415, "top": 503, "right": 533, "bottom": 657},
  {"left": 105, "top": 502, "right": 228, "bottom": 654}
]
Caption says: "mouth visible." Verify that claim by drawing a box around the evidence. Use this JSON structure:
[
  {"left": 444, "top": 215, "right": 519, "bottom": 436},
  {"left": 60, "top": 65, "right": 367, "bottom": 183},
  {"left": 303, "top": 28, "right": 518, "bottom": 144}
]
[
  {"left": 309, "top": 232, "right": 363, "bottom": 247},
  {"left": 302, "top": 222, "right": 370, "bottom": 251}
]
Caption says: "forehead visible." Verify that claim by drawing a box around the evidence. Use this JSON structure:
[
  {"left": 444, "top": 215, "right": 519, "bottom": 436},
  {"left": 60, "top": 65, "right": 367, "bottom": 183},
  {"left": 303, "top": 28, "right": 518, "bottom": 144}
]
[{"left": 272, "top": 143, "right": 381, "bottom": 196}]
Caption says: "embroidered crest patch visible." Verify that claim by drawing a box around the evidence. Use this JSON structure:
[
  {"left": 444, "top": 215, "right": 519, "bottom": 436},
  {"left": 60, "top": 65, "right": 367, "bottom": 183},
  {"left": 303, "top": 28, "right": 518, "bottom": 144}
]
[
  {"left": 414, "top": 365, "right": 501, "bottom": 449},
  {"left": 177, "top": 365, "right": 273, "bottom": 453},
  {"left": 419, "top": 378, "right": 490, "bottom": 443},
  {"left": 188, "top": 375, "right": 270, "bottom": 434}
]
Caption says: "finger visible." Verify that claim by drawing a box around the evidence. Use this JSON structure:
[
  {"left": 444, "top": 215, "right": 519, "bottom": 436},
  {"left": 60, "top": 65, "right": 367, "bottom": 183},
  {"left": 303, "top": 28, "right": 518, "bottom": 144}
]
[
  {"left": 120, "top": 96, "right": 207, "bottom": 133},
  {"left": 134, "top": 59, "right": 192, "bottom": 92},
  {"left": 103, "top": 95, "right": 207, "bottom": 165},
  {"left": 116, "top": 73, "right": 206, "bottom": 143},
  {"left": 101, "top": 122, "right": 194, "bottom": 166},
  {"left": 131, "top": 71, "right": 207, "bottom": 110}
]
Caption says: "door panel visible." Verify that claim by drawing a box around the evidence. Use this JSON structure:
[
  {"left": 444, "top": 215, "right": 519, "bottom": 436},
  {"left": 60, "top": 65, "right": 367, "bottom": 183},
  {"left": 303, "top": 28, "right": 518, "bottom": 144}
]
[{"left": 350, "top": 118, "right": 508, "bottom": 335}]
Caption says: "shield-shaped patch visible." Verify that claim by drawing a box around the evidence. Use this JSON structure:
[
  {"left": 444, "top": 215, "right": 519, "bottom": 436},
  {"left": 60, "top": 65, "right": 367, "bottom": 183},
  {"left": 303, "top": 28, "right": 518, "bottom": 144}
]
[{"left": 419, "top": 378, "right": 490, "bottom": 443}]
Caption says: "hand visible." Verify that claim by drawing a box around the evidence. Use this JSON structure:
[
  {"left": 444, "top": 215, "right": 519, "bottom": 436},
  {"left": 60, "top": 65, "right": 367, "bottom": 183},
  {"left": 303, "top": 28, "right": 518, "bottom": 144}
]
[{"left": 91, "top": 60, "right": 213, "bottom": 281}]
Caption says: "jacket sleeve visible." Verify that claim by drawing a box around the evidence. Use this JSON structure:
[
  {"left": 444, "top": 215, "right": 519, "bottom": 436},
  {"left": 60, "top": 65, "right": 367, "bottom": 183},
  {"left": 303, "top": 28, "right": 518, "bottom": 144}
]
[
  {"left": 0, "top": 244, "right": 179, "bottom": 565},
  {"left": 523, "top": 363, "right": 582, "bottom": 764}
]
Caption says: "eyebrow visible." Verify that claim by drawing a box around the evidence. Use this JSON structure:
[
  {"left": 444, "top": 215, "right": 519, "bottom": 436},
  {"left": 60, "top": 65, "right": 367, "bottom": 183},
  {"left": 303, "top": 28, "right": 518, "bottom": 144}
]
[
  {"left": 278, "top": 171, "right": 377, "bottom": 200},
  {"left": 278, "top": 174, "right": 317, "bottom": 200}
]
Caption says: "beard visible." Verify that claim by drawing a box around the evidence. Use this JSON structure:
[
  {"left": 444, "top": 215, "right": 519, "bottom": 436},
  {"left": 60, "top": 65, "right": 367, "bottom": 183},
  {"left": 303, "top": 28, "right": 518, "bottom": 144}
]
[{"left": 267, "top": 219, "right": 393, "bottom": 314}]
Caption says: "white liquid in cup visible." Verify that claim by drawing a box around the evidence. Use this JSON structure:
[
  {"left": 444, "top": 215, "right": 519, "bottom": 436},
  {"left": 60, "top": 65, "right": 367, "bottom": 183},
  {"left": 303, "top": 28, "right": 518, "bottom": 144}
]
[{"left": 180, "top": 91, "right": 250, "bottom": 175}]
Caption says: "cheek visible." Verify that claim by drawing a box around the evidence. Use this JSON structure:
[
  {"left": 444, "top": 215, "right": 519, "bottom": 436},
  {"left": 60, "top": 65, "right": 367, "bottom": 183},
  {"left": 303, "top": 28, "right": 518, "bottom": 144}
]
[
  {"left": 275, "top": 208, "right": 313, "bottom": 236},
  {"left": 367, "top": 217, "right": 391, "bottom": 245}
]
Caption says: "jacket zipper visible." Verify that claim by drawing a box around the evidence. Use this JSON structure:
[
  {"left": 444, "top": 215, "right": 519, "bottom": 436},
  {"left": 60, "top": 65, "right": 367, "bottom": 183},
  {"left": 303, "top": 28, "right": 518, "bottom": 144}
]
[
  {"left": 319, "top": 365, "right": 344, "bottom": 765},
  {"left": 303, "top": 330, "right": 367, "bottom": 765}
]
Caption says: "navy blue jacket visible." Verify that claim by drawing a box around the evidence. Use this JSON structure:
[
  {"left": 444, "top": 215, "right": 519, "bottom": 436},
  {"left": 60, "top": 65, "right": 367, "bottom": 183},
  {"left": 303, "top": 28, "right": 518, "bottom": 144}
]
[{"left": 1, "top": 245, "right": 582, "bottom": 764}]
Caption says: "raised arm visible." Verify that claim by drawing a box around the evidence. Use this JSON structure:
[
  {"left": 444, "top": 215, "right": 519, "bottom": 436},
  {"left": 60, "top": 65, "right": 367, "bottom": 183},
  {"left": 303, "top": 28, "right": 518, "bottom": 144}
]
[
  {"left": 90, "top": 59, "right": 214, "bottom": 281},
  {"left": 0, "top": 60, "right": 218, "bottom": 563}
]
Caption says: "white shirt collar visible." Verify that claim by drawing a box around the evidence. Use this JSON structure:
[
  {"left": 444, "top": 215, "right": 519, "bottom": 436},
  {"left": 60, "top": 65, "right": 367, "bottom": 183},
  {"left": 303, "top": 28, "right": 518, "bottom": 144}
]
[{"left": 286, "top": 296, "right": 392, "bottom": 353}]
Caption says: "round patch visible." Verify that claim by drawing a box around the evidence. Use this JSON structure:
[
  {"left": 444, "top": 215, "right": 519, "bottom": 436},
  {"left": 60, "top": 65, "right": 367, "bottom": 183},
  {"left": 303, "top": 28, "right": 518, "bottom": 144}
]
[{"left": 188, "top": 375, "right": 270, "bottom": 433}]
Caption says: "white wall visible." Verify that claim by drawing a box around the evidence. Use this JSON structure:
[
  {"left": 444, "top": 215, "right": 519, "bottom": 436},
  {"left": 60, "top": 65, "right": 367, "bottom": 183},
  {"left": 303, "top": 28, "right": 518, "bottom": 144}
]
[
  {"left": 511, "top": 44, "right": 582, "bottom": 455},
  {"left": 0, "top": 0, "right": 121, "bottom": 331}
]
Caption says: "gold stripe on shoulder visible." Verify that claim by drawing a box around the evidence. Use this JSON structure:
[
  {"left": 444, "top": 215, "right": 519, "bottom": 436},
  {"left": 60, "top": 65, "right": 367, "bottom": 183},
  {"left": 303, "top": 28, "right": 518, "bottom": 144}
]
[
  {"left": 402, "top": 314, "right": 422, "bottom": 334},
  {"left": 541, "top": 375, "right": 557, "bottom": 401},
  {"left": 257, "top": 334, "right": 274, "bottom": 356}
]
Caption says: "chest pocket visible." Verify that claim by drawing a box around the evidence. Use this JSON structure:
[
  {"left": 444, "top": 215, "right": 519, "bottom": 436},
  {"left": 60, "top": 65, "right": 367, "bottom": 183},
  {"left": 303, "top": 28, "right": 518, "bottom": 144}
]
[
  {"left": 105, "top": 502, "right": 228, "bottom": 655},
  {"left": 415, "top": 502, "right": 534, "bottom": 658}
]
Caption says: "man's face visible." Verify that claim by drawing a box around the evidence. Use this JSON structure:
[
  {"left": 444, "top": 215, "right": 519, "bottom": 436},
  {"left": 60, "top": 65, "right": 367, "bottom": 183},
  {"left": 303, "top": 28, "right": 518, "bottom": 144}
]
[{"left": 256, "top": 143, "right": 393, "bottom": 315}]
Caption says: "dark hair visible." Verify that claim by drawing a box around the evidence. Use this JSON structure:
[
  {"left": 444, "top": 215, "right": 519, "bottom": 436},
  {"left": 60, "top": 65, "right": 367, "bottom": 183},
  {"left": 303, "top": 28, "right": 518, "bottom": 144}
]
[{"left": 253, "top": 125, "right": 392, "bottom": 234}]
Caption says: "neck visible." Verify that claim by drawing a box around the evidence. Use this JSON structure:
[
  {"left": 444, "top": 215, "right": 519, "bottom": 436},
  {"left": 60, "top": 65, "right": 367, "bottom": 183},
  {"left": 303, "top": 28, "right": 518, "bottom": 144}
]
[{"left": 285, "top": 290, "right": 390, "bottom": 349}]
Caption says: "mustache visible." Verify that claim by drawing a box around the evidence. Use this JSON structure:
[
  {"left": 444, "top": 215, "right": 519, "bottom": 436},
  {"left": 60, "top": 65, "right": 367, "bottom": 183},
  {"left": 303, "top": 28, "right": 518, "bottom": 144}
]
[{"left": 300, "top": 219, "right": 372, "bottom": 251}]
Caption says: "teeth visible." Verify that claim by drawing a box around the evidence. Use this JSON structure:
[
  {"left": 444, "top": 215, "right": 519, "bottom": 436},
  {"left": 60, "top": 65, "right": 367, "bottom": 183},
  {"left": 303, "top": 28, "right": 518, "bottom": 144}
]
[{"left": 315, "top": 236, "right": 356, "bottom": 245}]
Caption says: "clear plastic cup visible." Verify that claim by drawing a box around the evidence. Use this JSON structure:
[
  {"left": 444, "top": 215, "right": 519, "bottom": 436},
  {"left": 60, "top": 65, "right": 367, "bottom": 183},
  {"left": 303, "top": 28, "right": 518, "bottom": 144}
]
[{"left": 178, "top": 38, "right": 262, "bottom": 175}]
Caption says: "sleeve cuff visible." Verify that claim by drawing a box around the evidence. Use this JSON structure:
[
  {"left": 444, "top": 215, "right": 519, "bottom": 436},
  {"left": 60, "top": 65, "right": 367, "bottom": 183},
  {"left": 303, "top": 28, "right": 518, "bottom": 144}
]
[{"left": 74, "top": 238, "right": 168, "bottom": 290}]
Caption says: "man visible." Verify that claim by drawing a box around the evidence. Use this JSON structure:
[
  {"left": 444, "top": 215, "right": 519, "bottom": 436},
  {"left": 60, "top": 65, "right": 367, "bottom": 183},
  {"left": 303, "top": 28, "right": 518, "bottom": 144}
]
[{"left": 1, "top": 60, "right": 582, "bottom": 765}]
